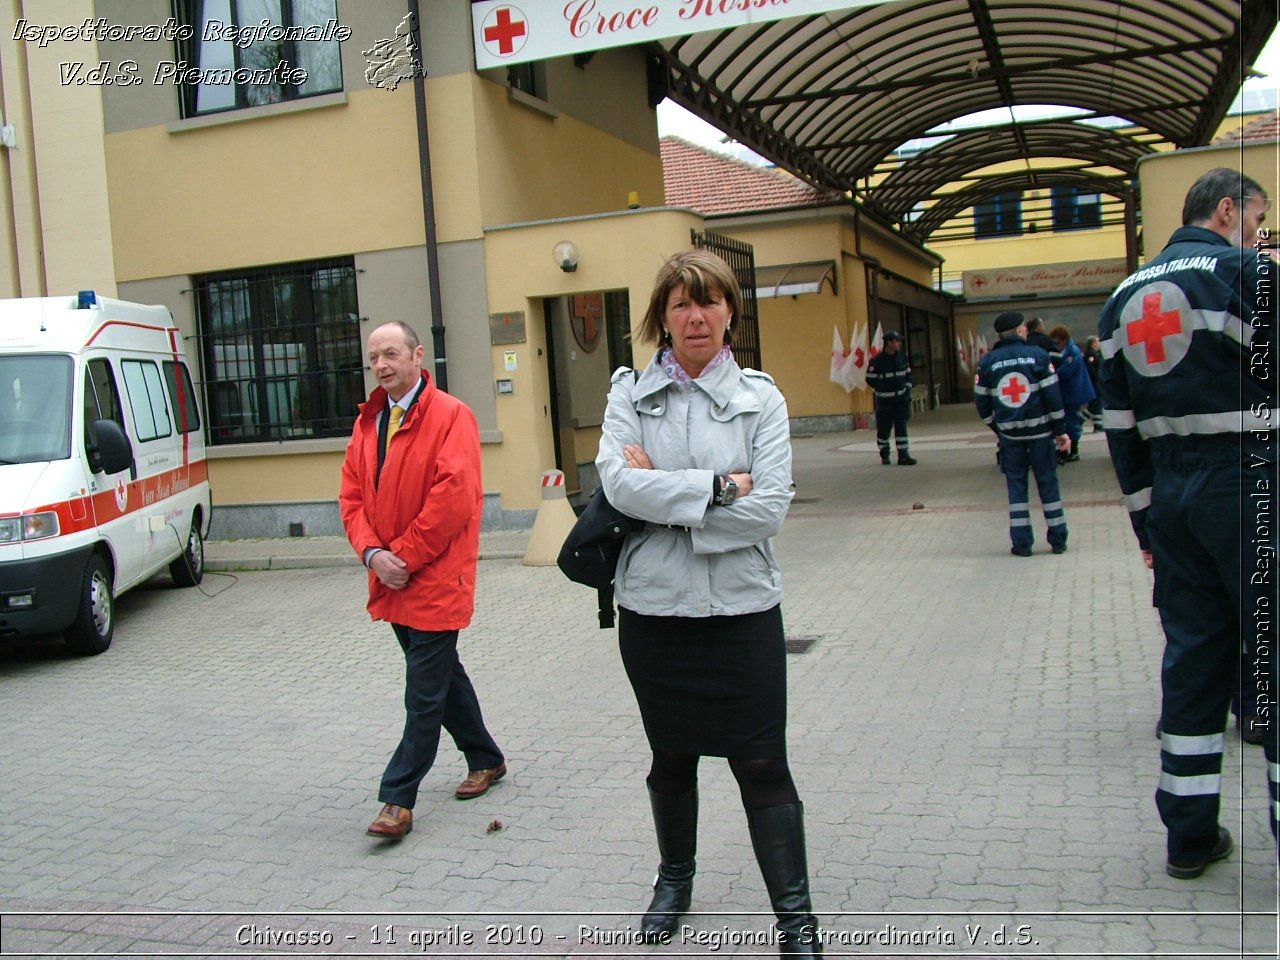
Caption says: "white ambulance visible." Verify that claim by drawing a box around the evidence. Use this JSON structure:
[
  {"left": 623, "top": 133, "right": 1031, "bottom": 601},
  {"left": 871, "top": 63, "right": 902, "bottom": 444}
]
[{"left": 0, "top": 292, "right": 213, "bottom": 654}]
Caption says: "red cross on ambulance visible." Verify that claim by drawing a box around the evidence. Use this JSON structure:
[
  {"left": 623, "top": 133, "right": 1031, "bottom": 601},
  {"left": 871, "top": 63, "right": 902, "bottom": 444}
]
[
  {"left": 1119, "top": 281, "right": 1194, "bottom": 376},
  {"left": 482, "top": 5, "right": 528, "bottom": 58},
  {"left": 996, "top": 371, "right": 1031, "bottom": 408}
]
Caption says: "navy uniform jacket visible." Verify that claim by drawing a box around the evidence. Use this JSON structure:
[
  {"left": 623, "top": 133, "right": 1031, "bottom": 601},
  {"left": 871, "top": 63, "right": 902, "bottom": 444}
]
[
  {"left": 974, "top": 336, "right": 1067, "bottom": 441},
  {"left": 1097, "top": 224, "right": 1277, "bottom": 549},
  {"left": 866, "top": 350, "right": 911, "bottom": 402},
  {"left": 1026, "top": 330, "right": 1063, "bottom": 368}
]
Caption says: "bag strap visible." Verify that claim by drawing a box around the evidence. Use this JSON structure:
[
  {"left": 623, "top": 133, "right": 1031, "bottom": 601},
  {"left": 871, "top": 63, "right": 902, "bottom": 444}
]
[
  {"left": 597, "top": 583, "right": 616, "bottom": 629},
  {"left": 596, "top": 367, "right": 639, "bottom": 629}
]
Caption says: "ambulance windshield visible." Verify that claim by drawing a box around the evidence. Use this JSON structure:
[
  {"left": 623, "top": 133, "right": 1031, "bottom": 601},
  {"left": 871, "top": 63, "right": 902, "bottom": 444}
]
[{"left": 0, "top": 355, "right": 72, "bottom": 464}]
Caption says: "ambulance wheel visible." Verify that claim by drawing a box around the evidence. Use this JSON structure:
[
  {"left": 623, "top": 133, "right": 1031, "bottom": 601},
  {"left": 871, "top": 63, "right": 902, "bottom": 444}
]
[
  {"left": 66, "top": 554, "right": 114, "bottom": 656},
  {"left": 169, "top": 520, "right": 205, "bottom": 587}
]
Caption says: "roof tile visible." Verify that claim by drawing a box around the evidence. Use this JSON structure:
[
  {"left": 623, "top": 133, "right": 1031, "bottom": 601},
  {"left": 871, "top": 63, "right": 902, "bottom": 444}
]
[
  {"left": 1213, "top": 109, "right": 1280, "bottom": 145},
  {"left": 661, "top": 137, "right": 841, "bottom": 215}
]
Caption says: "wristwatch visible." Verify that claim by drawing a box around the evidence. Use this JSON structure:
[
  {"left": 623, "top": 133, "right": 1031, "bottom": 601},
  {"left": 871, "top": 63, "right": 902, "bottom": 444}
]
[{"left": 714, "top": 475, "right": 739, "bottom": 506}]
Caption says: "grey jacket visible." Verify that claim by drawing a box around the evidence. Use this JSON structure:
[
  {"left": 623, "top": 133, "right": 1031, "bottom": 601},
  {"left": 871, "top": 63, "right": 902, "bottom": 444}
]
[{"left": 596, "top": 352, "right": 794, "bottom": 618}]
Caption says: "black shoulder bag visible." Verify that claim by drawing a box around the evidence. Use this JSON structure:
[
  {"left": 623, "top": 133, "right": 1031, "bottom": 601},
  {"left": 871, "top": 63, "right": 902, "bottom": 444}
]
[
  {"left": 556, "top": 369, "right": 643, "bottom": 628},
  {"left": 556, "top": 488, "right": 643, "bottom": 628}
]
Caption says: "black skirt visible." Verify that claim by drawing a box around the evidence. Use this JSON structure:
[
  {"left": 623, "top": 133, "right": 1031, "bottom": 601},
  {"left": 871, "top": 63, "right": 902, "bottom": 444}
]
[{"left": 617, "top": 605, "right": 787, "bottom": 758}]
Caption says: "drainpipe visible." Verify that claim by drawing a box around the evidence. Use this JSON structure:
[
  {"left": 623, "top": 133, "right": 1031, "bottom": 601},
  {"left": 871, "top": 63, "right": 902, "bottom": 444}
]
[{"left": 409, "top": 0, "right": 448, "bottom": 392}]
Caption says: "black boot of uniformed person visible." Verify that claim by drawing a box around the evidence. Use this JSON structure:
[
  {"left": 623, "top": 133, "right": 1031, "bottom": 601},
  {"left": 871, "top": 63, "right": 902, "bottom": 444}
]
[
  {"left": 1066, "top": 438, "right": 1080, "bottom": 462},
  {"left": 897, "top": 453, "right": 917, "bottom": 466},
  {"left": 747, "top": 802, "right": 822, "bottom": 956},
  {"left": 641, "top": 785, "right": 697, "bottom": 942}
]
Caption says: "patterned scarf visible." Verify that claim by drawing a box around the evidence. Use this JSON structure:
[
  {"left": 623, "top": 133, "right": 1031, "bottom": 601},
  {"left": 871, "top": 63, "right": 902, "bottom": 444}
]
[{"left": 659, "top": 344, "right": 733, "bottom": 384}]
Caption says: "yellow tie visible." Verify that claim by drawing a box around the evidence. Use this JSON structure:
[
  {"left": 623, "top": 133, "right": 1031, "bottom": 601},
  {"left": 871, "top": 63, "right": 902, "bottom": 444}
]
[{"left": 387, "top": 405, "right": 404, "bottom": 445}]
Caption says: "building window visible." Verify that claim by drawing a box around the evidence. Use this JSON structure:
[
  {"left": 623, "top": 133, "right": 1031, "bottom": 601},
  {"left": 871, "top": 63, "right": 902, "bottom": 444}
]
[
  {"left": 1051, "top": 185, "right": 1102, "bottom": 232},
  {"left": 508, "top": 62, "right": 547, "bottom": 99},
  {"left": 194, "top": 258, "right": 364, "bottom": 445},
  {"left": 175, "top": 0, "right": 344, "bottom": 117},
  {"left": 974, "top": 191, "right": 1022, "bottom": 239}
]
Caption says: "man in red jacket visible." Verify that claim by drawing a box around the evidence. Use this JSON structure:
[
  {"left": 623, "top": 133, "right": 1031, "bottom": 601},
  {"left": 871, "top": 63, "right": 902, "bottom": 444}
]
[{"left": 340, "top": 321, "right": 505, "bottom": 840}]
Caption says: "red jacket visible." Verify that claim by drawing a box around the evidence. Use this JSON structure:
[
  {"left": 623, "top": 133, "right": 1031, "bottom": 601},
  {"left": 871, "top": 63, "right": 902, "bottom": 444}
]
[{"left": 339, "top": 373, "right": 483, "bottom": 631}]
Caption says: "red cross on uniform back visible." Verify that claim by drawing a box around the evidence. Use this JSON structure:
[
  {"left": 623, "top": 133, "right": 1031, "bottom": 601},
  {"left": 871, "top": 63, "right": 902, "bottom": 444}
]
[
  {"left": 1127, "top": 291, "right": 1182, "bottom": 364},
  {"left": 997, "top": 372, "right": 1030, "bottom": 407},
  {"left": 1117, "top": 280, "right": 1196, "bottom": 377}
]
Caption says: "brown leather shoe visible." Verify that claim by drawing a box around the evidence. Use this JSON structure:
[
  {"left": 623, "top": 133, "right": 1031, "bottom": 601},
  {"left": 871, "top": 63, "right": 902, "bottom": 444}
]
[
  {"left": 366, "top": 803, "right": 412, "bottom": 838},
  {"left": 455, "top": 762, "right": 507, "bottom": 800}
]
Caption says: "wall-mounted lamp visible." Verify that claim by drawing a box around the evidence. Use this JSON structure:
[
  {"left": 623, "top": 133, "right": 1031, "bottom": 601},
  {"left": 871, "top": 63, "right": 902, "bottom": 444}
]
[{"left": 553, "top": 240, "right": 579, "bottom": 273}]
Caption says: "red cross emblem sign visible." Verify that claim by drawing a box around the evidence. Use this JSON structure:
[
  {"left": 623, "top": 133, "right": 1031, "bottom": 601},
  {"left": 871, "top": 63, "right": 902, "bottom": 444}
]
[
  {"left": 1120, "top": 281, "right": 1193, "bottom": 376},
  {"left": 996, "top": 371, "right": 1031, "bottom": 408},
  {"left": 481, "top": 5, "right": 528, "bottom": 58}
]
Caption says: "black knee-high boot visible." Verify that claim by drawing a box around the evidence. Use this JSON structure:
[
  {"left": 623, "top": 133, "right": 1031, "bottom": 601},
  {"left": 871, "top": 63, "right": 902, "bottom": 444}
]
[
  {"left": 641, "top": 785, "right": 697, "bottom": 941},
  {"left": 747, "top": 802, "right": 822, "bottom": 956}
]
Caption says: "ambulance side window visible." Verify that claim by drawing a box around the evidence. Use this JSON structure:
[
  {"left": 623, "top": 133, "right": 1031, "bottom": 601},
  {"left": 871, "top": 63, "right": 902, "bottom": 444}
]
[
  {"left": 162, "top": 360, "right": 201, "bottom": 434},
  {"left": 83, "top": 358, "right": 124, "bottom": 455},
  {"left": 120, "top": 359, "right": 173, "bottom": 442}
]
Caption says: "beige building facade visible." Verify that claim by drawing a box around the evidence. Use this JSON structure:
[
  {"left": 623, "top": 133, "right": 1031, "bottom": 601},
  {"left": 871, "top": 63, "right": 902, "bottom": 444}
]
[{"left": 90, "top": 0, "right": 669, "bottom": 532}]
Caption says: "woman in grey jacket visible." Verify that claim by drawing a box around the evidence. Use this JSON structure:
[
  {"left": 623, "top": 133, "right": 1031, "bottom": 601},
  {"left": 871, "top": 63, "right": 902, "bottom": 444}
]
[{"left": 596, "top": 249, "right": 820, "bottom": 956}]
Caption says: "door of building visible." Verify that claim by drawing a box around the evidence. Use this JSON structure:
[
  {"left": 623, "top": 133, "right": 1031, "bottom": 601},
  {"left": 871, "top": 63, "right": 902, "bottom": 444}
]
[{"left": 543, "top": 290, "right": 632, "bottom": 495}]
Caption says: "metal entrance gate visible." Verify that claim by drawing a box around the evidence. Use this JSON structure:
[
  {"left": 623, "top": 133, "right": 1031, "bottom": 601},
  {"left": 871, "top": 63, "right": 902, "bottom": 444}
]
[{"left": 691, "top": 228, "right": 760, "bottom": 371}]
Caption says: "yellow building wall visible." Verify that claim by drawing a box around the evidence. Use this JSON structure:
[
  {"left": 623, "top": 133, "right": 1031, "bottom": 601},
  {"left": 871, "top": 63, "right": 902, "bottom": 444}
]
[
  {"left": 482, "top": 208, "right": 703, "bottom": 510},
  {"left": 99, "top": 36, "right": 669, "bottom": 516},
  {"left": 1137, "top": 142, "right": 1279, "bottom": 255},
  {"left": 208, "top": 450, "right": 346, "bottom": 505},
  {"left": 926, "top": 110, "right": 1276, "bottom": 280},
  {"left": 704, "top": 214, "right": 941, "bottom": 420},
  {"left": 722, "top": 219, "right": 855, "bottom": 419},
  {"left": 104, "top": 89, "right": 425, "bottom": 280},
  {"left": 471, "top": 76, "right": 664, "bottom": 228},
  {"left": 933, "top": 224, "right": 1130, "bottom": 276},
  {"left": 0, "top": 0, "right": 117, "bottom": 297}
]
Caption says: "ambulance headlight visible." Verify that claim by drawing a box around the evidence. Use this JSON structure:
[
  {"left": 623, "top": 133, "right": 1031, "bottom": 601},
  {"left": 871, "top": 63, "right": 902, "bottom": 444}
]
[
  {"left": 21, "top": 511, "right": 59, "bottom": 541},
  {"left": 0, "top": 518, "right": 18, "bottom": 543}
]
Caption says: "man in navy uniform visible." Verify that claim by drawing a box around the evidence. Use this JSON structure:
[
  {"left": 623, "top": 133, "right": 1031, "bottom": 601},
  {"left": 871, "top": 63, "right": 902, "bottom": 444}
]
[
  {"left": 1098, "top": 167, "right": 1278, "bottom": 879},
  {"left": 974, "top": 311, "right": 1072, "bottom": 556},
  {"left": 866, "top": 330, "right": 916, "bottom": 465}
]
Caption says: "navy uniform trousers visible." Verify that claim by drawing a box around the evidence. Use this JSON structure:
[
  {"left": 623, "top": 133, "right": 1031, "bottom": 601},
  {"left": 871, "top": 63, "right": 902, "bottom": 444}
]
[
  {"left": 875, "top": 396, "right": 911, "bottom": 461},
  {"left": 379, "top": 624, "right": 504, "bottom": 809},
  {"left": 998, "top": 435, "right": 1067, "bottom": 551},
  {"left": 1150, "top": 442, "right": 1279, "bottom": 859}
]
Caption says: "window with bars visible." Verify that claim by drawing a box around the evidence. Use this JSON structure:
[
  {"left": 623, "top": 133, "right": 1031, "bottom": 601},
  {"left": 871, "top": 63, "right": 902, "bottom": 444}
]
[
  {"left": 193, "top": 258, "right": 364, "bottom": 444},
  {"left": 1051, "top": 185, "right": 1102, "bottom": 232},
  {"left": 974, "top": 191, "right": 1023, "bottom": 239},
  {"left": 174, "top": 0, "right": 344, "bottom": 117}
]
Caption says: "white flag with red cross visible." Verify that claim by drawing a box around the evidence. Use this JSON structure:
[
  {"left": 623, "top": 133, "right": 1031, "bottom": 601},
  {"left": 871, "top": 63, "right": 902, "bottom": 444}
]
[
  {"left": 846, "top": 321, "right": 869, "bottom": 391},
  {"left": 829, "top": 326, "right": 850, "bottom": 391},
  {"left": 956, "top": 334, "right": 970, "bottom": 376}
]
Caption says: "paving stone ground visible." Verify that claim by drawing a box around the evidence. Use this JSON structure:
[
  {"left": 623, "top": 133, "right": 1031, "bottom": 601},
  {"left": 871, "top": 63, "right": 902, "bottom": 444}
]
[{"left": 1, "top": 406, "right": 1276, "bottom": 958}]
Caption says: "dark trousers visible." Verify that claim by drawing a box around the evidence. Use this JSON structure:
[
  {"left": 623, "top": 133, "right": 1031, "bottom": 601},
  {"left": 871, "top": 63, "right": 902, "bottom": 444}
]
[
  {"left": 875, "top": 397, "right": 910, "bottom": 459},
  {"left": 379, "top": 625, "right": 503, "bottom": 809},
  {"left": 998, "top": 436, "right": 1066, "bottom": 550},
  {"left": 1062, "top": 405, "right": 1082, "bottom": 444},
  {"left": 1149, "top": 448, "right": 1279, "bottom": 857}
]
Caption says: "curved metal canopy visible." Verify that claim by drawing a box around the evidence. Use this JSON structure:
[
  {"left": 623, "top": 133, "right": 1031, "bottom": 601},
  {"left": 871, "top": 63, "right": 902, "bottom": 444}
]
[{"left": 652, "top": 0, "right": 1275, "bottom": 241}]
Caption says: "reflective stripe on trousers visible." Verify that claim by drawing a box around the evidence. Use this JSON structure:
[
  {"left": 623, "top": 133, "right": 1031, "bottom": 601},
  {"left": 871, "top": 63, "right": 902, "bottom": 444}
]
[{"left": 998, "top": 436, "right": 1066, "bottom": 551}]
